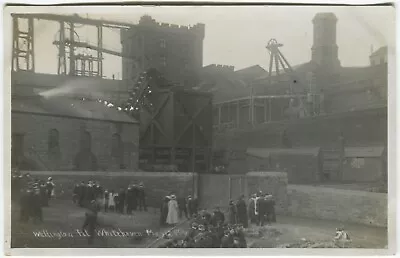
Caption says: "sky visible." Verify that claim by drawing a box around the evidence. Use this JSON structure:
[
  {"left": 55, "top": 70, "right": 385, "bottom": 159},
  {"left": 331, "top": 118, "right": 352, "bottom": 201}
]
[{"left": 18, "top": 5, "right": 395, "bottom": 79}]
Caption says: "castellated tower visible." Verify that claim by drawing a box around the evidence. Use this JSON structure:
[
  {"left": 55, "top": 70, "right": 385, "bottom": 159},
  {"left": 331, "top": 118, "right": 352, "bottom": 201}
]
[
  {"left": 311, "top": 13, "right": 341, "bottom": 70},
  {"left": 120, "top": 15, "right": 205, "bottom": 88}
]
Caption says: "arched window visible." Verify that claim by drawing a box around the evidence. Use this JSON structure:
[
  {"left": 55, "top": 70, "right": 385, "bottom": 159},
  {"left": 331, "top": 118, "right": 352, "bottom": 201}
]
[
  {"left": 81, "top": 131, "right": 92, "bottom": 151},
  {"left": 48, "top": 129, "right": 60, "bottom": 153},
  {"left": 111, "top": 133, "right": 122, "bottom": 158}
]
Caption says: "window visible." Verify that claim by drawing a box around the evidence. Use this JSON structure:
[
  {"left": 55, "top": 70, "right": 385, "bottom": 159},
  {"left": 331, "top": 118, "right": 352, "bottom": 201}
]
[
  {"left": 12, "top": 133, "right": 24, "bottom": 168},
  {"left": 160, "top": 39, "right": 166, "bottom": 48},
  {"left": 160, "top": 56, "right": 167, "bottom": 67},
  {"left": 48, "top": 129, "right": 60, "bottom": 153},
  {"left": 81, "top": 131, "right": 92, "bottom": 151},
  {"left": 111, "top": 133, "right": 122, "bottom": 158}
]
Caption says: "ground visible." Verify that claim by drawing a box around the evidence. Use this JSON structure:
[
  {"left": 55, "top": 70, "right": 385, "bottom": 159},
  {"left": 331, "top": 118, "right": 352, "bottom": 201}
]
[
  {"left": 11, "top": 199, "right": 176, "bottom": 248},
  {"left": 10, "top": 199, "right": 388, "bottom": 248}
]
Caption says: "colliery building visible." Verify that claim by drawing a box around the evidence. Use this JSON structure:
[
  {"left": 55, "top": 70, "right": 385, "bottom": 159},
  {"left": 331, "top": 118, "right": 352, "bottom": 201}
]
[{"left": 10, "top": 12, "right": 387, "bottom": 186}]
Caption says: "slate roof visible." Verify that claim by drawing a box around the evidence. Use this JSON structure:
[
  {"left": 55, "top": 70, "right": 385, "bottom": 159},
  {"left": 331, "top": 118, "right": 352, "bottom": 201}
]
[
  {"left": 344, "top": 146, "right": 385, "bottom": 158},
  {"left": 246, "top": 147, "right": 321, "bottom": 158},
  {"left": 12, "top": 95, "right": 138, "bottom": 124}
]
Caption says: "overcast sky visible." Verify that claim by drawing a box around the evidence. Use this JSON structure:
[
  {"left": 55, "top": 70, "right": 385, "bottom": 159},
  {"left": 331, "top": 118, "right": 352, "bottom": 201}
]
[{"left": 25, "top": 5, "right": 395, "bottom": 79}]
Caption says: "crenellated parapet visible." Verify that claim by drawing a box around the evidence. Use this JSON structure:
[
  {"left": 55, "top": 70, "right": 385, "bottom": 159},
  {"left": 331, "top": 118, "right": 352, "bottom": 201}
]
[{"left": 203, "top": 64, "right": 235, "bottom": 73}]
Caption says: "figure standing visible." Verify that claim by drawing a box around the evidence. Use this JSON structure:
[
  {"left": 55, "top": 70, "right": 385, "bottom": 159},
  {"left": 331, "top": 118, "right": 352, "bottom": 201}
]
[
  {"left": 228, "top": 200, "right": 237, "bottom": 225},
  {"left": 82, "top": 200, "right": 98, "bottom": 245},
  {"left": 166, "top": 195, "right": 179, "bottom": 226},
  {"left": 160, "top": 195, "right": 170, "bottom": 226},
  {"left": 137, "top": 182, "right": 147, "bottom": 211},
  {"left": 236, "top": 195, "right": 248, "bottom": 228}
]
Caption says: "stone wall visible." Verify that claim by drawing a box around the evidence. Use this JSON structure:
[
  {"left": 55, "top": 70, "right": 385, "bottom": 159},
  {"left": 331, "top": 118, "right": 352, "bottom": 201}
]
[
  {"left": 288, "top": 184, "right": 387, "bottom": 227},
  {"left": 246, "top": 172, "right": 289, "bottom": 214},
  {"left": 25, "top": 171, "right": 198, "bottom": 209},
  {"left": 12, "top": 113, "right": 139, "bottom": 171}
]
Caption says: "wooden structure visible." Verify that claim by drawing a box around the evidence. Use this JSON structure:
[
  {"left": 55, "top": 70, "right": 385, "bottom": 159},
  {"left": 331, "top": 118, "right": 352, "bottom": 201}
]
[{"left": 139, "top": 88, "right": 213, "bottom": 173}]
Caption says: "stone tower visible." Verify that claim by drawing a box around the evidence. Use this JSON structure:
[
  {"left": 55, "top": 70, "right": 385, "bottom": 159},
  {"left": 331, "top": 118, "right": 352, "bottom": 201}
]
[
  {"left": 120, "top": 15, "right": 205, "bottom": 88},
  {"left": 311, "top": 13, "right": 341, "bottom": 70}
]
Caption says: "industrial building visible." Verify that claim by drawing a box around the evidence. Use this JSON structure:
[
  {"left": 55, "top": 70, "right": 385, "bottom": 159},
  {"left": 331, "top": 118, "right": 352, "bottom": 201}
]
[{"left": 10, "top": 12, "right": 387, "bottom": 185}]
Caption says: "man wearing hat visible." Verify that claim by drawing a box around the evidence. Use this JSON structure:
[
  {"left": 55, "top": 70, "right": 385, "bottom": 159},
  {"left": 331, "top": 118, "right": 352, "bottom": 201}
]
[
  {"left": 137, "top": 182, "right": 147, "bottom": 211},
  {"left": 211, "top": 207, "right": 225, "bottom": 227},
  {"left": 160, "top": 195, "right": 171, "bottom": 226},
  {"left": 236, "top": 195, "right": 248, "bottom": 228},
  {"left": 186, "top": 195, "right": 197, "bottom": 218},
  {"left": 46, "top": 177, "right": 55, "bottom": 200},
  {"left": 126, "top": 185, "right": 134, "bottom": 214},
  {"left": 82, "top": 200, "right": 99, "bottom": 245}
]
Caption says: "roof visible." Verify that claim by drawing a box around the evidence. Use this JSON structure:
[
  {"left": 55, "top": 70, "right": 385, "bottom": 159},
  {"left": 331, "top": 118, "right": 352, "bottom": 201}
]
[
  {"left": 12, "top": 95, "right": 138, "bottom": 124},
  {"left": 344, "top": 146, "right": 385, "bottom": 158},
  {"left": 246, "top": 147, "right": 321, "bottom": 158},
  {"left": 235, "top": 65, "right": 266, "bottom": 78},
  {"left": 370, "top": 46, "right": 388, "bottom": 58}
]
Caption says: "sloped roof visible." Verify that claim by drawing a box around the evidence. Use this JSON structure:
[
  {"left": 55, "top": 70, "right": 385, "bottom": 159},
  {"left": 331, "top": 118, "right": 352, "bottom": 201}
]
[
  {"left": 344, "top": 147, "right": 385, "bottom": 158},
  {"left": 235, "top": 65, "right": 266, "bottom": 78},
  {"left": 370, "top": 46, "right": 388, "bottom": 58},
  {"left": 12, "top": 95, "right": 138, "bottom": 124},
  {"left": 246, "top": 147, "right": 321, "bottom": 158}
]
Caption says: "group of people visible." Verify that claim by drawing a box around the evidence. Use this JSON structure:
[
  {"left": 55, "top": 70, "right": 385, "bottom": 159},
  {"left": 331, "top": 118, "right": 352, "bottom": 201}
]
[
  {"left": 72, "top": 181, "right": 147, "bottom": 213},
  {"left": 12, "top": 172, "right": 55, "bottom": 223},
  {"left": 160, "top": 194, "right": 198, "bottom": 226},
  {"left": 248, "top": 192, "right": 276, "bottom": 226},
  {"left": 161, "top": 209, "right": 247, "bottom": 248}
]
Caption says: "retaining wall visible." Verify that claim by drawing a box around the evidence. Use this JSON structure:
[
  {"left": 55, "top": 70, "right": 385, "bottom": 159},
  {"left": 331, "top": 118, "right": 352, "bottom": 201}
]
[{"left": 288, "top": 184, "right": 387, "bottom": 227}]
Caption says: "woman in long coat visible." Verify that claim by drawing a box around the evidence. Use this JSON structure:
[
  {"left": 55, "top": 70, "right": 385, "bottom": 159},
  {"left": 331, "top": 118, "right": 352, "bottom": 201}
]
[{"left": 166, "top": 195, "right": 179, "bottom": 226}]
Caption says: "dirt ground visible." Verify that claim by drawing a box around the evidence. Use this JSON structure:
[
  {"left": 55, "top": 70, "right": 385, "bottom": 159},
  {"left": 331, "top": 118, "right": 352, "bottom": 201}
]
[
  {"left": 10, "top": 199, "right": 388, "bottom": 249},
  {"left": 246, "top": 216, "right": 388, "bottom": 248},
  {"left": 10, "top": 199, "right": 178, "bottom": 248}
]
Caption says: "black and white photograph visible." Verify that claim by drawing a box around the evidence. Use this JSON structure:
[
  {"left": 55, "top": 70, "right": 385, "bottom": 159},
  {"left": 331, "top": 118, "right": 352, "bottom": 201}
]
[{"left": 3, "top": 3, "right": 396, "bottom": 253}]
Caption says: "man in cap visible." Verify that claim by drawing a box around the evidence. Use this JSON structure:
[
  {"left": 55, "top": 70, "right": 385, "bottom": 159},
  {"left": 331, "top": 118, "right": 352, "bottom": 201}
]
[
  {"left": 82, "top": 200, "right": 99, "bottom": 245},
  {"left": 160, "top": 195, "right": 170, "bottom": 226},
  {"left": 46, "top": 177, "right": 55, "bottom": 201},
  {"left": 19, "top": 188, "right": 32, "bottom": 222},
  {"left": 211, "top": 207, "right": 225, "bottom": 227},
  {"left": 126, "top": 185, "right": 134, "bottom": 214},
  {"left": 131, "top": 183, "right": 139, "bottom": 211},
  {"left": 32, "top": 186, "right": 43, "bottom": 223},
  {"left": 39, "top": 181, "right": 48, "bottom": 207},
  {"left": 236, "top": 195, "right": 248, "bottom": 228},
  {"left": 137, "top": 182, "right": 147, "bottom": 211},
  {"left": 186, "top": 195, "right": 197, "bottom": 218}
]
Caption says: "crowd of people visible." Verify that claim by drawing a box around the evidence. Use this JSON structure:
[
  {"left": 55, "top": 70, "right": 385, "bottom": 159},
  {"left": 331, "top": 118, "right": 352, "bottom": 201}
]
[
  {"left": 248, "top": 192, "right": 277, "bottom": 226},
  {"left": 161, "top": 209, "right": 247, "bottom": 248},
  {"left": 72, "top": 181, "right": 147, "bottom": 213},
  {"left": 12, "top": 172, "right": 55, "bottom": 223},
  {"left": 160, "top": 191, "right": 276, "bottom": 248},
  {"left": 160, "top": 194, "right": 199, "bottom": 227}
]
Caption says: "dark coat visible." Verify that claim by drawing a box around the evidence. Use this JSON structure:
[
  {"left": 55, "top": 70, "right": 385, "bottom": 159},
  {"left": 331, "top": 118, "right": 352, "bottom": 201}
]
[
  {"left": 236, "top": 199, "right": 248, "bottom": 228},
  {"left": 160, "top": 197, "right": 169, "bottom": 225},
  {"left": 228, "top": 204, "right": 237, "bottom": 225}
]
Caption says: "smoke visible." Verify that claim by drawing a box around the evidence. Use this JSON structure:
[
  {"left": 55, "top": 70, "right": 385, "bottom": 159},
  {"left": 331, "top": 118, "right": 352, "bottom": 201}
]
[{"left": 38, "top": 77, "right": 106, "bottom": 100}]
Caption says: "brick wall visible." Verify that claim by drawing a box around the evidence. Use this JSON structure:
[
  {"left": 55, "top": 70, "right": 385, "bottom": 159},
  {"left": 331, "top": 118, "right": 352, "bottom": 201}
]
[
  {"left": 12, "top": 113, "right": 139, "bottom": 171},
  {"left": 246, "top": 172, "right": 289, "bottom": 214},
  {"left": 197, "top": 172, "right": 289, "bottom": 214},
  {"left": 288, "top": 184, "right": 387, "bottom": 227},
  {"left": 24, "top": 171, "right": 198, "bottom": 209}
]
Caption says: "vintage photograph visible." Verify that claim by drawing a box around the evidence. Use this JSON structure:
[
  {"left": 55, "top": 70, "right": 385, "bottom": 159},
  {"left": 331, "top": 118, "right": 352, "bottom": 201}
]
[{"left": 5, "top": 4, "right": 394, "bottom": 251}]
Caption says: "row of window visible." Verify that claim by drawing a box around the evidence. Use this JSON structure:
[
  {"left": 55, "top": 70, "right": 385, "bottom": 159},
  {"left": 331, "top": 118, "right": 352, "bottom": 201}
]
[{"left": 12, "top": 130, "right": 124, "bottom": 159}]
